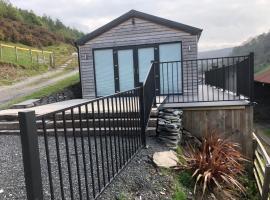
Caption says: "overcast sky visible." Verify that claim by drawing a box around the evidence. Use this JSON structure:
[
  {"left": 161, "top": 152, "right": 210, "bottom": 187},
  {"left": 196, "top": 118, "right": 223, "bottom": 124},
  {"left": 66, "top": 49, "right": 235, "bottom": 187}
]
[{"left": 10, "top": 0, "right": 270, "bottom": 51}]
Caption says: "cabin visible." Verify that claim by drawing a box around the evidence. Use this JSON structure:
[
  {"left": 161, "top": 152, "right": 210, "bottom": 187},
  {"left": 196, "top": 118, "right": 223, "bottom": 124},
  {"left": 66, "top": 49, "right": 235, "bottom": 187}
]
[
  {"left": 76, "top": 9, "right": 202, "bottom": 98},
  {"left": 76, "top": 10, "right": 254, "bottom": 157}
]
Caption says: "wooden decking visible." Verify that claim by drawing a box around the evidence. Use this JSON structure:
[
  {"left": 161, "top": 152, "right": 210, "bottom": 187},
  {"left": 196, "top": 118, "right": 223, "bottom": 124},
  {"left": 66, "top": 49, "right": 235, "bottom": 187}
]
[
  {"left": 160, "top": 84, "right": 250, "bottom": 108},
  {"left": 0, "top": 97, "right": 166, "bottom": 120}
]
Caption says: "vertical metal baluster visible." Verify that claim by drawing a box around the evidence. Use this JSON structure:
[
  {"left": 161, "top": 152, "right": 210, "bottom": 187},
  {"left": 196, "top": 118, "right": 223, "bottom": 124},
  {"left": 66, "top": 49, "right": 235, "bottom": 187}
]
[
  {"left": 171, "top": 63, "right": 175, "bottom": 102},
  {"left": 212, "top": 59, "right": 215, "bottom": 101},
  {"left": 201, "top": 60, "right": 204, "bottom": 102},
  {"left": 84, "top": 104, "right": 96, "bottom": 198},
  {"left": 97, "top": 100, "right": 106, "bottom": 187},
  {"left": 162, "top": 63, "right": 164, "bottom": 97},
  {"left": 42, "top": 117, "right": 55, "bottom": 200},
  {"left": 237, "top": 57, "right": 240, "bottom": 100},
  {"left": 128, "top": 91, "right": 135, "bottom": 154},
  {"left": 62, "top": 111, "right": 74, "bottom": 200},
  {"left": 222, "top": 58, "right": 225, "bottom": 101},
  {"left": 102, "top": 99, "right": 111, "bottom": 182},
  {"left": 126, "top": 92, "right": 132, "bottom": 160},
  {"left": 115, "top": 95, "right": 122, "bottom": 168},
  {"left": 176, "top": 62, "right": 180, "bottom": 102},
  {"left": 133, "top": 89, "right": 139, "bottom": 149},
  {"left": 71, "top": 108, "right": 83, "bottom": 200},
  {"left": 131, "top": 90, "right": 138, "bottom": 152},
  {"left": 191, "top": 60, "right": 194, "bottom": 102},
  {"left": 186, "top": 61, "right": 189, "bottom": 103},
  {"left": 196, "top": 59, "right": 199, "bottom": 102},
  {"left": 233, "top": 57, "right": 236, "bottom": 100},
  {"left": 53, "top": 113, "right": 65, "bottom": 199},
  {"left": 123, "top": 93, "right": 130, "bottom": 161},
  {"left": 106, "top": 97, "right": 115, "bottom": 178},
  {"left": 137, "top": 88, "right": 142, "bottom": 146},
  {"left": 78, "top": 106, "right": 90, "bottom": 199},
  {"left": 166, "top": 63, "right": 169, "bottom": 100},
  {"left": 110, "top": 97, "right": 119, "bottom": 173},
  {"left": 90, "top": 101, "right": 101, "bottom": 193},
  {"left": 118, "top": 93, "right": 126, "bottom": 165},
  {"left": 206, "top": 60, "right": 209, "bottom": 101},
  {"left": 227, "top": 57, "right": 230, "bottom": 101}
]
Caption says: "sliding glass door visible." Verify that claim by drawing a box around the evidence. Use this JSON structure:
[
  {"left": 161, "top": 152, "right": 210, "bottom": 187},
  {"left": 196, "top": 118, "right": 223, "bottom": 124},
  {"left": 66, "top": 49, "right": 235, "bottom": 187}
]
[
  {"left": 118, "top": 49, "right": 135, "bottom": 91},
  {"left": 93, "top": 42, "right": 182, "bottom": 97},
  {"left": 138, "top": 47, "right": 155, "bottom": 82},
  {"left": 94, "top": 49, "right": 115, "bottom": 96},
  {"left": 159, "top": 43, "right": 182, "bottom": 94}
]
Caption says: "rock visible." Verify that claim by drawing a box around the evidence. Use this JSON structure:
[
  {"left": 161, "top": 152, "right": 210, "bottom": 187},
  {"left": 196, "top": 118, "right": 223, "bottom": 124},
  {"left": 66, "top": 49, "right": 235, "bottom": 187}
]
[{"left": 153, "top": 150, "right": 179, "bottom": 168}]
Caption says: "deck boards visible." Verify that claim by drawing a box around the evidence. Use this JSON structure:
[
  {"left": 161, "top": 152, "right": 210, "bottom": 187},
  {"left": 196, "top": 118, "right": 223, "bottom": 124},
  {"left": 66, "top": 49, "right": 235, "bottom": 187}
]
[{"left": 160, "top": 84, "right": 249, "bottom": 108}]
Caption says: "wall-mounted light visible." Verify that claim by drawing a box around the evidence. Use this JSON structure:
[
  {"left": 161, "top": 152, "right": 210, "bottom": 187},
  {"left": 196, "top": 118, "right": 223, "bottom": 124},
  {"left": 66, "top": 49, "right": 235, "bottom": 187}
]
[
  {"left": 188, "top": 45, "right": 191, "bottom": 52},
  {"left": 132, "top": 18, "right": 135, "bottom": 25}
]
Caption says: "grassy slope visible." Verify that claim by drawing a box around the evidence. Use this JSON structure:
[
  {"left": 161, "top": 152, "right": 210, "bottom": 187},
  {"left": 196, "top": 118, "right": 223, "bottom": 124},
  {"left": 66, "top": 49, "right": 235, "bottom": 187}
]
[
  {"left": 0, "top": 42, "right": 77, "bottom": 85},
  {"left": 0, "top": 73, "right": 80, "bottom": 109}
]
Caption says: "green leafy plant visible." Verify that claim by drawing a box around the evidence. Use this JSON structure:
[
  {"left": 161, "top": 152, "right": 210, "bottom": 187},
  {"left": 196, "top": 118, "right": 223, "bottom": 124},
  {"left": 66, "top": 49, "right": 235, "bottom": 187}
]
[{"left": 176, "top": 133, "right": 249, "bottom": 199}]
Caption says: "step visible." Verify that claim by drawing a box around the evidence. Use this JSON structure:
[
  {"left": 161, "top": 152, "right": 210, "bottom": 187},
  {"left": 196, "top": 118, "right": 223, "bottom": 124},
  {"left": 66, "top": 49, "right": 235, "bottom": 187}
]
[
  {"left": 11, "top": 99, "right": 40, "bottom": 109},
  {"left": 0, "top": 127, "right": 157, "bottom": 137}
]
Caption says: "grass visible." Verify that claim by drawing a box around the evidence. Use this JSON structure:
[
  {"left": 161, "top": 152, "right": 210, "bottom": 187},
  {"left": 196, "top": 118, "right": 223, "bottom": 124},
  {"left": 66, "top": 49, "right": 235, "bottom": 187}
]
[
  {"left": 0, "top": 41, "right": 77, "bottom": 85},
  {"left": 263, "top": 128, "right": 270, "bottom": 136},
  {"left": 0, "top": 73, "right": 79, "bottom": 110}
]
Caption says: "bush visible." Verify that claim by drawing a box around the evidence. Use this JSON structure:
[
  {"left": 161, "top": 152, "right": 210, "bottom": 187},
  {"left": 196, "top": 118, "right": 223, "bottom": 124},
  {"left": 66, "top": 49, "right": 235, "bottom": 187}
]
[{"left": 178, "top": 133, "right": 248, "bottom": 199}]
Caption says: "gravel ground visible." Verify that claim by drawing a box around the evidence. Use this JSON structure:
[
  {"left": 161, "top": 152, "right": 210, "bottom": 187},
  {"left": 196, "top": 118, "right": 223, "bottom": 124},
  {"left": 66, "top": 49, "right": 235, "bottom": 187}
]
[
  {"left": 0, "top": 134, "right": 173, "bottom": 200},
  {"left": 97, "top": 137, "right": 174, "bottom": 200}
]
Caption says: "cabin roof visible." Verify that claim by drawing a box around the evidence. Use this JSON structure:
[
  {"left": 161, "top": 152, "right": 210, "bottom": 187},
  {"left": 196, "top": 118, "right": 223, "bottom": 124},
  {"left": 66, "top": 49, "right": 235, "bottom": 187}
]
[
  {"left": 255, "top": 68, "right": 270, "bottom": 84},
  {"left": 76, "top": 9, "right": 203, "bottom": 45}
]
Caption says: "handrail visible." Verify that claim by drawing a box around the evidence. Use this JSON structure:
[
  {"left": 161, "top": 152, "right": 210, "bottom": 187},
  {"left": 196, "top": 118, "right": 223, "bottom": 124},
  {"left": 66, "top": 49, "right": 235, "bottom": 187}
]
[{"left": 253, "top": 132, "right": 270, "bottom": 200}]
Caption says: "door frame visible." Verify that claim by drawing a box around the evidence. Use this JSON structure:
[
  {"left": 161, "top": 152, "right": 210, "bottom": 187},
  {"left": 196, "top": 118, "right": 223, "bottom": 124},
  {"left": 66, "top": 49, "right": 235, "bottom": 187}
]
[{"left": 92, "top": 41, "right": 183, "bottom": 97}]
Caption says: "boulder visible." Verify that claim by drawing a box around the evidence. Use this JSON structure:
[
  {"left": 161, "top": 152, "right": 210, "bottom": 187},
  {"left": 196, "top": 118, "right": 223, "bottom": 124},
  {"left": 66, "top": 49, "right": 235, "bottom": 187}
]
[{"left": 153, "top": 150, "right": 179, "bottom": 168}]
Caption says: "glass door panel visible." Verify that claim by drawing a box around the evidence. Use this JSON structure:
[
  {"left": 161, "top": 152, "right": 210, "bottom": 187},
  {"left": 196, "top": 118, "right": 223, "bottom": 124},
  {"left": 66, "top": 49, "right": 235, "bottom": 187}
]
[
  {"left": 159, "top": 43, "right": 182, "bottom": 94},
  {"left": 138, "top": 47, "right": 154, "bottom": 82},
  {"left": 118, "top": 49, "right": 134, "bottom": 91},
  {"left": 94, "top": 49, "right": 115, "bottom": 96}
]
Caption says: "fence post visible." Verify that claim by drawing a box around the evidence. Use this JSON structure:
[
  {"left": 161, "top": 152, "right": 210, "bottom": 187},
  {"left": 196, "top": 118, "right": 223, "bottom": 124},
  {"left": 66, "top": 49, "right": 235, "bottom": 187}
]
[
  {"left": 19, "top": 111, "right": 43, "bottom": 200},
  {"left": 249, "top": 52, "right": 254, "bottom": 102},
  {"left": 262, "top": 164, "right": 270, "bottom": 200},
  {"left": 15, "top": 46, "right": 18, "bottom": 62},
  {"left": 42, "top": 50, "right": 45, "bottom": 64},
  {"left": 0, "top": 44, "right": 2, "bottom": 59},
  {"left": 139, "top": 82, "right": 146, "bottom": 147},
  {"left": 30, "top": 49, "right": 33, "bottom": 63}
]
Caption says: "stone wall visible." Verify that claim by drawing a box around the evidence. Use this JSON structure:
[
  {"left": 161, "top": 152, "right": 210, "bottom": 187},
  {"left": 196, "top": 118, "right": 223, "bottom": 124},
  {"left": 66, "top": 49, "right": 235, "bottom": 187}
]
[{"left": 157, "top": 108, "right": 183, "bottom": 149}]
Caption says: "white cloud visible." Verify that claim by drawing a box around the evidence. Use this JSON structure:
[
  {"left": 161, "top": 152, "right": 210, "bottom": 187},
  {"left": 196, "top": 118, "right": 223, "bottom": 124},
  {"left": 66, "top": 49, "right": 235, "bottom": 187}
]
[{"left": 10, "top": 0, "right": 270, "bottom": 51}]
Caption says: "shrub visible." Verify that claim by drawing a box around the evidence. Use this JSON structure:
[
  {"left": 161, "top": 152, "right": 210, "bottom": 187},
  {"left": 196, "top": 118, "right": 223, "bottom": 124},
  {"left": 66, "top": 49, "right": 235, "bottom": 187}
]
[{"left": 178, "top": 133, "right": 248, "bottom": 199}]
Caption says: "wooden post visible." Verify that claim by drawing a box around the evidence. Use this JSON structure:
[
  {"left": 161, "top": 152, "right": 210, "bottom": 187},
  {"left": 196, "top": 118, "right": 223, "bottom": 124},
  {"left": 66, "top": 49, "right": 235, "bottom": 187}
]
[
  {"left": 42, "top": 50, "right": 45, "bottom": 64},
  {"left": 262, "top": 164, "right": 270, "bottom": 200},
  {"left": 30, "top": 49, "right": 33, "bottom": 63},
  {"left": 0, "top": 44, "right": 2, "bottom": 60},
  {"left": 15, "top": 46, "right": 18, "bottom": 62}
]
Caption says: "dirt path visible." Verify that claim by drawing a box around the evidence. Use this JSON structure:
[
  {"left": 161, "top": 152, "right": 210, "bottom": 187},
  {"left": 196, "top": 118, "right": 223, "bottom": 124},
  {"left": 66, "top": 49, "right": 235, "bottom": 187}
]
[{"left": 0, "top": 58, "right": 79, "bottom": 104}]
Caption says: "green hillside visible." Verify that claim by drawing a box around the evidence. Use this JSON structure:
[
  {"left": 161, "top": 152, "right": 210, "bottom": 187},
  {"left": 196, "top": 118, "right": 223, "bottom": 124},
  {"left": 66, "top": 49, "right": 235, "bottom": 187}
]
[
  {"left": 0, "top": 0, "right": 82, "bottom": 85},
  {"left": 0, "top": 0, "right": 83, "bottom": 47},
  {"left": 231, "top": 31, "right": 270, "bottom": 74}
]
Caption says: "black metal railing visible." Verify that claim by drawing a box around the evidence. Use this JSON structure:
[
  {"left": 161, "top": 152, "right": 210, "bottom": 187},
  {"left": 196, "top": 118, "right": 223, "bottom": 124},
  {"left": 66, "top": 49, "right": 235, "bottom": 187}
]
[
  {"left": 19, "top": 87, "right": 144, "bottom": 200},
  {"left": 155, "top": 53, "right": 254, "bottom": 104}
]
